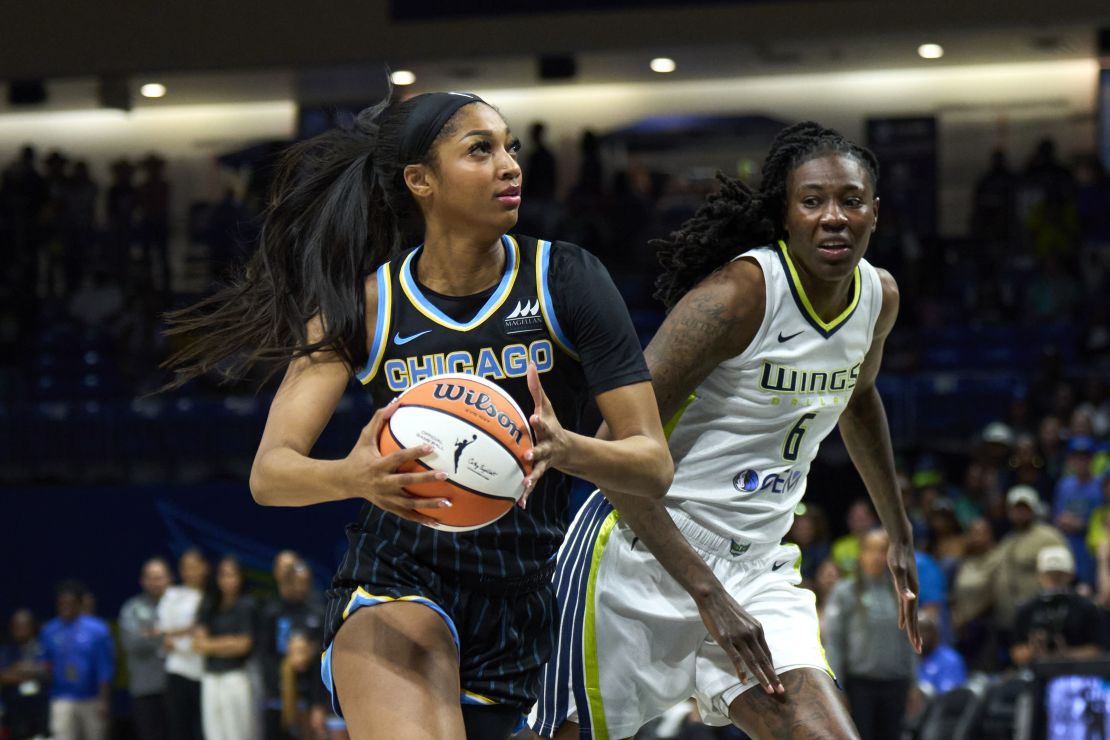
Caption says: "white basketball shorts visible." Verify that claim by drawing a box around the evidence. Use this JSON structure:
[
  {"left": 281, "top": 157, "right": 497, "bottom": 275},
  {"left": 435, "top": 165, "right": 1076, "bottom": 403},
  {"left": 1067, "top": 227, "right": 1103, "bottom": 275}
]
[{"left": 531, "top": 491, "right": 832, "bottom": 738}]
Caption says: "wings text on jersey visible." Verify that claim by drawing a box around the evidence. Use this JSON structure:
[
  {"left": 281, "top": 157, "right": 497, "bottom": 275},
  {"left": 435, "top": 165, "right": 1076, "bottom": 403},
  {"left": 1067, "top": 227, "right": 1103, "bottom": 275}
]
[{"left": 759, "top": 360, "right": 861, "bottom": 395}]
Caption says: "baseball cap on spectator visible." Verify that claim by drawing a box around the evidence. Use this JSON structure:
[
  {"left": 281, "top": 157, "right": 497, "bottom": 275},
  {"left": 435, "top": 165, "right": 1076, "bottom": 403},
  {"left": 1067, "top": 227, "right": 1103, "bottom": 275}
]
[
  {"left": 1067, "top": 436, "right": 1096, "bottom": 455},
  {"left": 1006, "top": 485, "right": 1041, "bottom": 510},
  {"left": 982, "top": 422, "right": 1015, "bottom": 446},
  {"left": 1036, "top": 545, "right": 1075, "bottom": 574}
]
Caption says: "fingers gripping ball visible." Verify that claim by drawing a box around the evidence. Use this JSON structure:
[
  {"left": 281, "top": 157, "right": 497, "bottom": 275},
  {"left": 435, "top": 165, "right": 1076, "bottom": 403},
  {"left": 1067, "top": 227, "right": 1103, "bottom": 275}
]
[{"left": 378, "top": 373, "right": 534, "bottom": 531}]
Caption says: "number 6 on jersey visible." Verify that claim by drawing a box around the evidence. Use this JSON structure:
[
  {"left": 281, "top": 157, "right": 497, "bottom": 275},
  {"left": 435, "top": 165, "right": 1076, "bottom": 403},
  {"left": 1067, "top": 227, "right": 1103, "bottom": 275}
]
[{"left": 783, "top": 412, "right": 817, "bottom": 462}]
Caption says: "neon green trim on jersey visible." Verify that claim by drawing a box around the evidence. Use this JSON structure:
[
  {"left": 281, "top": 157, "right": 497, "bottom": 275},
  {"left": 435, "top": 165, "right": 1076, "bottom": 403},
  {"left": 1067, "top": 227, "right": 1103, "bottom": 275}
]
[{"left": 584, "top": 509, "right": 621, "bottom": 739}]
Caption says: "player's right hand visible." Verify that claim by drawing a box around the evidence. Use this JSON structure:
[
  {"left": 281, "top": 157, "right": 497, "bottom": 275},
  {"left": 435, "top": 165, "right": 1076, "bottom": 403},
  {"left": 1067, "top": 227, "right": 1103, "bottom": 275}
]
[
  {"left": 345, "top": 403, "right": 452, "bottom": 526},
  {"left": 695, "top": 587, "right": 784, "bottom": 695}
]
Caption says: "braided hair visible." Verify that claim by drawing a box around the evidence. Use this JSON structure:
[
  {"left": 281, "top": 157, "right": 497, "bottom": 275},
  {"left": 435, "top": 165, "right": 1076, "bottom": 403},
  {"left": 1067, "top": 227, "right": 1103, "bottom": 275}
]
[{"left": 653, "top": 121, "right": 880, "bottom": 309}]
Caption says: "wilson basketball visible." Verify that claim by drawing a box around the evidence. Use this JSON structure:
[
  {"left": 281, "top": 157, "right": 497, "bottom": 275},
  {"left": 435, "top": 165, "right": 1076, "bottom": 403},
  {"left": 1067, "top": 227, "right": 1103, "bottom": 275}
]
[{"left": 378, "top": 373, "right": 534, "bottom": 531}]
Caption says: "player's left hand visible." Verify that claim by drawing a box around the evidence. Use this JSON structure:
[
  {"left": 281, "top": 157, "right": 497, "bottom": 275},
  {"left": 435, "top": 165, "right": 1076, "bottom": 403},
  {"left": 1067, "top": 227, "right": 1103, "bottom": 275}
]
[
  {"left": 522, "top": 362, "right": 570, "bottom": 507},
  {"left": 887, "top": 539, "right": 922, "bottom": 653}
]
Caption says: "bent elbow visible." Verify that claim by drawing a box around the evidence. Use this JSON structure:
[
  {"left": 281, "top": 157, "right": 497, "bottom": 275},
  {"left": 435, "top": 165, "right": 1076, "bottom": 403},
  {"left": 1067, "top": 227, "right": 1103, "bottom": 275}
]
[
  {"left": 650, "top": 450, "right": 675, "bottom": 499},
  {"left": 248, "top": 464, "right": 273, "bottom": 506}
]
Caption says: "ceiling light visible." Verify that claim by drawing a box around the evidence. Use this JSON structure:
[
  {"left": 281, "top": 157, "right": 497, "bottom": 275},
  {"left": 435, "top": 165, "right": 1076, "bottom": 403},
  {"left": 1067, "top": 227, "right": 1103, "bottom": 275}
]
[
  {"left": 391, "top": 70, "right": 416, "bottom": 86},
  {"left": 650, "top": 57, "right": 676, "bottom": 73},
  {"left": 140, "top": 83, "right": 167, "bottom": 98},
  {"left": 917, "top": 44, "right": 944, "bottom": 60}
]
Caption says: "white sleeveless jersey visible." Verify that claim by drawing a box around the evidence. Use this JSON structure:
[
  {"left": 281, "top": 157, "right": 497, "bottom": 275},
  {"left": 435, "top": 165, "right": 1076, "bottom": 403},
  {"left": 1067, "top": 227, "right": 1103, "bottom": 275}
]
[{"left": 665, "top": 242, "right": 884, "bottom": 547}]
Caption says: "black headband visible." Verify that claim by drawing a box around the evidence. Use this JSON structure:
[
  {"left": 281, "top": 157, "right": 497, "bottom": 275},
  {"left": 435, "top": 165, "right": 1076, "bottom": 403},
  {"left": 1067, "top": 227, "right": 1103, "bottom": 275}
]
[{"left": 398, "top": 92, "right": 486, "bottom": 164}]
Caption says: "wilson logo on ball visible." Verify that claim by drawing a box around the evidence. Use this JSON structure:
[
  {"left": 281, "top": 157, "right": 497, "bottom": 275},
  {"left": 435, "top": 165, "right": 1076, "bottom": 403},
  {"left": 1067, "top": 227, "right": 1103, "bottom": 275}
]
[{"left": 432, "top": 382, "right": 526, "bottom": 445}]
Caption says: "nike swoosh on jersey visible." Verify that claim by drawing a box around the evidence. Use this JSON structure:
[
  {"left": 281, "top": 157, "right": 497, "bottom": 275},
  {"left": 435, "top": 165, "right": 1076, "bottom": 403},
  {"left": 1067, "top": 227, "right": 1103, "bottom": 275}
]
[
  {"left": 394, "top": 330, "right": 432, "bottom": 345},
  {"left": 777, "top": 330, "right": 804, "bottom": 343},
  {"left": 771, "top": 560, "right": 789, "bottom": 571}
]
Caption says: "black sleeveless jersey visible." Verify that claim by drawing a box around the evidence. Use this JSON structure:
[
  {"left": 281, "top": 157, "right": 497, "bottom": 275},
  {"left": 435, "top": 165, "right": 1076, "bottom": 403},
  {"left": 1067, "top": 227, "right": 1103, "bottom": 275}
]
[{"left": 338, "top": 234, "right": 650, "bottom": 581}]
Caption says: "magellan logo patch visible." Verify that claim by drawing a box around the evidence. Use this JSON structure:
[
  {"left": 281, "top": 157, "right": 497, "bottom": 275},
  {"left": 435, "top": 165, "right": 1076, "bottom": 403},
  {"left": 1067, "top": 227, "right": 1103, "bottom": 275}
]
[{"left": 504, "top": 300, "right": 544, "bottom": 334}]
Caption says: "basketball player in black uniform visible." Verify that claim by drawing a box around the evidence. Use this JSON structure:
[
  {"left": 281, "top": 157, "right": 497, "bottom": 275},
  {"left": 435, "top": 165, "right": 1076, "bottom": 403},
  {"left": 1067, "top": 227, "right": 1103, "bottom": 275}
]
[{"left": 163, "top": 91, "right": 672, "bottom": 740}]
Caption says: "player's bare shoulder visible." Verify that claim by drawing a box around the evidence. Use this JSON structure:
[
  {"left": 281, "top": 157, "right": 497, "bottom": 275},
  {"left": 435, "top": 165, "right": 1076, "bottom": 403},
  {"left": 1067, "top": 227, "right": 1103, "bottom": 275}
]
[{"left": 873, "top": 266, "right": 900, "bottom": 334}]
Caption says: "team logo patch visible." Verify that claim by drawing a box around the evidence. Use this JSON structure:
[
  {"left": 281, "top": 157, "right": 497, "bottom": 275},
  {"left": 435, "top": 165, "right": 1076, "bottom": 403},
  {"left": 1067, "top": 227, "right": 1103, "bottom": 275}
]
[
  {"left": 730, "top": 539, "right": 751, "bottom": 557},
  {"left": 504, "top": 299, "right": 544, "bottom": 334},
  {"left": 733, "top": 469, "right": 760, "bottom": 492}
]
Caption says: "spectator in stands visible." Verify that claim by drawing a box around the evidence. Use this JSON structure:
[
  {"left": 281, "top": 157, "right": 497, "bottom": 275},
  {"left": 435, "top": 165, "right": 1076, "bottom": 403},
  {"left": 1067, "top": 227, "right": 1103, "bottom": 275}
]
[
  {"left": 916, "top": 611, "right": 967, "bottom": 696},
  {"left": 195, "top": 554, "right": 256, "bottom": 740},
  {"left": 106, "top": 158, "right": 138, "bottom": 281},
  {"left": 280, "top": 632, "right": 329, "bottom": 740},
  {"left": 989, "top": 486, "right": 1068, "bottom": 645},
  {"left": 823, "top": 530, "right": 917, "bottom": 740},
  {"left": 63, "top": 161, "right": 98, "bottom": 282},
  {"left": 924, "top": 497, "right": 965, "bottom": 581},
  {"left": 271, "top": 549, "right": 299, "bottom": 586},
  {"left": 137, "top": 153, "right": 172, "bottom": 293},
  {"left": 813, "top": 559, "right": 841, "bottom": 625},
  {"left": 951, "top": 518, "right": 999, "bottom": 671},
  {"left": 1097, "top": 530, "right": 1110, "bottom": 614},
  {"left": 970, "top": 148, "right": 1017, "bottom": 249},
  {"left": 119, "top": 557, "right": 173, "bottom": 740},
  {"left": 1038, "top": 414, "right": 1067, "bottom": 481},
  {"left": 830, "top": 498, "right": 877, "bottom": 575},
  {"left": 259, "top": 556, "right": 324, "bottom": 740},
  {"left": 1010, "top": 545, "right": 1104, "bottom": 666},
  {"left": 786, "top": 502, "right": 830, "bottom": 586},
  {"left": 1086, "top": 475, "right": 1110, "bottom": 567},
  {"left": 0, "top": 609, "right": 49, "bottom": 739},
  {"left": 1053, "top": 436, "right": 1104, "bottom": 586},
  {"left": 159, "top": 548, "right": 207, "bottom": 740},
  {"left": 41, "top": 581, "right": 114, "bottom": 740},
  {"left": 524, "top": 122, "right": 556, "bottom": 203},
  {"left": 1002, "top": 433, "right": 1054, "bottom": 501}
]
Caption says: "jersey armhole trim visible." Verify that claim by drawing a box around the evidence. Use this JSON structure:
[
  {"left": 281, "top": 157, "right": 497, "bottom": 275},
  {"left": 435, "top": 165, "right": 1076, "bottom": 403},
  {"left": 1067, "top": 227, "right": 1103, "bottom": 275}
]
[
  {"left": 536, "top": 240, "right": 580, "bottom": 360},
  {"left": 731, "top": 250, "right": 774, "bottom": 366},
  {"left": 357, "top": 262, "right": 392, "bottom": 385}
]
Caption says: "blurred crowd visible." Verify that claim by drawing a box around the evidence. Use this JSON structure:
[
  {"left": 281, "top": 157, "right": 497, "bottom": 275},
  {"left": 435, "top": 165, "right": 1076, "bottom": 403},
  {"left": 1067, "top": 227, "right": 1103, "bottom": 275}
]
[
  {"left": 0, "top": 551, "right": 341, "bottom": 740},
  {"left": 2, "top": 126, "right": 1110, "bottom": 739}
]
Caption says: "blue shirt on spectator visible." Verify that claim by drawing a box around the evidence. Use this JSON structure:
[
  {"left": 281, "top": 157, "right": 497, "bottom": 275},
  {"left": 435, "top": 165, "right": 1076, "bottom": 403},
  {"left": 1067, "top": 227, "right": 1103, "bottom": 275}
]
[
  {"left": 918, "top": 644, "right": 967, "bottom": 694},
  {"left": 1053, "top": 474, "right": 1103, "bottom": 584},
  {"left": 916, "top": 551, "right": 952, "bottom": 642},
  {"left": 40, "top": 615, "right": 114, "bottom": 701}
]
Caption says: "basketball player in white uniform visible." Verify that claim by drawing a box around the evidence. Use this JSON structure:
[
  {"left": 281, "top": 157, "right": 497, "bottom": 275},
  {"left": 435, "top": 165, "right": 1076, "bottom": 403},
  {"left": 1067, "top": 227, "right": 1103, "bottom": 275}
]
[{"left": 533, "top": 123, "right": 921, "bottom": 740}]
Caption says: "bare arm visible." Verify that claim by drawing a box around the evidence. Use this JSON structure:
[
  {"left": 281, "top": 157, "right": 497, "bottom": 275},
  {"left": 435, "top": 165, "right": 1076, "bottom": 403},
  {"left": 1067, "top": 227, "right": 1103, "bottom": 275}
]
[
  {"left": 837, "top": 269, "right": 921, "bottom": 652},
  {"left": 192, "top": 627, "right": 252, "bottom": 659},
  {"left": 602, "top": 259, "right": 785, "bottom": 693},
  {"left": 525, "top": 370, "right": 672, "bottom": 500},
  {"left": 249, "top": 280, "right": 450, "bottom": 523}
]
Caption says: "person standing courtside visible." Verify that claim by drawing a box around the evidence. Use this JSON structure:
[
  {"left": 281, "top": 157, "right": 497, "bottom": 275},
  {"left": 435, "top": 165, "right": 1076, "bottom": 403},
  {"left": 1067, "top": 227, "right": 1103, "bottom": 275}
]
[
  {"left": 41, "top": 581, "right": 115, "bottom": 740},
  {"left": 158, "top": 549, "right": 208, "bottom": 740},
  {"left": 119, "top": 557, "right": 173, "bottom": 740}
]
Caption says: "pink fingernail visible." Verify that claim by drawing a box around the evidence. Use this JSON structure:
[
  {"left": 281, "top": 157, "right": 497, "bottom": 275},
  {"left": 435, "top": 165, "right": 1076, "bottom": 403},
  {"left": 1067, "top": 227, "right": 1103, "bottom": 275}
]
[
  {"left": 421, "top": 445, "right": 433, "bottom": 453},
  {"left": 435, "top": 472, "right": 448, "bottom": 480},
  {"left": 525, "top": 451, "right": 533, "bottom": 461},
  {"left": 439, "top": 500, "right": 452, "bottom": 508}
]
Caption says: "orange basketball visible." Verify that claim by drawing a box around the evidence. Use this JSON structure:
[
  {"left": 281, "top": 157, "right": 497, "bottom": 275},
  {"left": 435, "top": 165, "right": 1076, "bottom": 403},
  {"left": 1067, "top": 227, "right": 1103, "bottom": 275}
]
[{"left": 378, "top": 373, "right": 534, "bottom": 531}]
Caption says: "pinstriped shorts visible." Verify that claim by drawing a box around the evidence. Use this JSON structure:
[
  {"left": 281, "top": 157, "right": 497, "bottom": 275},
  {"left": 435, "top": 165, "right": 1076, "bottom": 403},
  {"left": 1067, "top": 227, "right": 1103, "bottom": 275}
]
[{"left": 320, "top": 532, "right": 557, "bottom": 716}]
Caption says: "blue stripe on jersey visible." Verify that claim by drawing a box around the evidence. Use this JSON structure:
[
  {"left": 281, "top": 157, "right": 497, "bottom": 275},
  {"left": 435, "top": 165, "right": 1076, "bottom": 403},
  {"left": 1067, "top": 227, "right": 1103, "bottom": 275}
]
[
  {"left": 357, "top": 262, "right": 393, "bottom": 384},
  {"left": 533, "top": 492, "right": 613, "bottom": 737},
  {"left": 536, "top": 240, "right": 579, "bottom": 359},
  {"left": 399, "top": 234, "right": 520, "bottom": 331}
]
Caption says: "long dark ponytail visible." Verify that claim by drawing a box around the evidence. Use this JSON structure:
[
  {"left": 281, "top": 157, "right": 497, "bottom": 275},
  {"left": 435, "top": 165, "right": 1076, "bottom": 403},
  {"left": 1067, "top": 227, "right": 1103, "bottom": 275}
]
[
  {"left": 653, "top": 121, "right": 880, "bottom": 310},
  {"left": 161, "top": 93, "right": 439, "bottom": 388}
]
